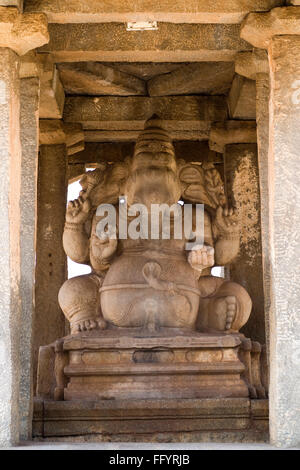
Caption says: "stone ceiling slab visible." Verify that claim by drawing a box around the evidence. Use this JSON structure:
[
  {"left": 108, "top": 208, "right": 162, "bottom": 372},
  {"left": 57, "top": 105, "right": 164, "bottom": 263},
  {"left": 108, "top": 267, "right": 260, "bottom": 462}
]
[
  {"left": 39, "top": 23, "right": 251, "bottom": 62},
  {"left": 25, "top": 0, "right": 284, "bottom": 24},
  {"left": 58, "top": 63, "right": 146, "bottom": 96},
  {"left": 106, "top": 63, "right": 183, "bottom": 81},
  {"left": 63, "top": 96, "right": 227, "bottom": 132},
  {"left": 148, "top": 62, "right": 235, "bottom": 97}
]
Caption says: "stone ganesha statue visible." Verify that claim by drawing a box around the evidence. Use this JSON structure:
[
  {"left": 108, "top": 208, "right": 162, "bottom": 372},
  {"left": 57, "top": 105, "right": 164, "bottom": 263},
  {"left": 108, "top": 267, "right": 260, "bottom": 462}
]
[{"left": 59, "top": 116, "right": 252, "bottom": 335}]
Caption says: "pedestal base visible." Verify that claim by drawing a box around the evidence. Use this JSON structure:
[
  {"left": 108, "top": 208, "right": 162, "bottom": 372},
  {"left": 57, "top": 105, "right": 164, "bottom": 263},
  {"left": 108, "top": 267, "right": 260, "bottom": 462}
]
[
  {"left": 37, "top": 329, "right": 249, "bottom": 401},
  {"left": 33, "top": 398, "right": 269, "bottom": 443}
]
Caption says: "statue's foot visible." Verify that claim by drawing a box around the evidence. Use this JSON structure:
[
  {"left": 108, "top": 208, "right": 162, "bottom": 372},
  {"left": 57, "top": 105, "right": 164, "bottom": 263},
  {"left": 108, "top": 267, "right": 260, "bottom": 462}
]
[
  {"left": 210, "top": 295, "right": 237, "bottom": 331},
  {"left": 71, "top": 316, "right": 107, "bottom": 334}
]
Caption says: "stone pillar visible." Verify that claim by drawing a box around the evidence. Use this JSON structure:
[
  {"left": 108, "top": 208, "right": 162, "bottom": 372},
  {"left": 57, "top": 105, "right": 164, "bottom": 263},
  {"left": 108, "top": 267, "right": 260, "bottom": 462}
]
[
  {"left": 224, "top": 143, "right": 265, "bottom": 344},
  {"left": 0, "top": 7, "right": 48, "bottom": 446},
  {"left": 0, "top": 46, "right": 22, "bottom": 447},
  {"left": 19, "top": 75, "right": 40, "bottom": 441},
  {"left": 241, "top": 6, "right": 300, "bottom": 448},
  {"left": 34, "top": 121, "right": 85, "bottom": 390},
  {"left": 236, "top": 50, "right": 271, "bottom": 357},
  {"left": 34, "top": 143, "right": 68, "bottom": 389},
  {"left": 209, "top": 122, "right": 265, "bottom": 344}
]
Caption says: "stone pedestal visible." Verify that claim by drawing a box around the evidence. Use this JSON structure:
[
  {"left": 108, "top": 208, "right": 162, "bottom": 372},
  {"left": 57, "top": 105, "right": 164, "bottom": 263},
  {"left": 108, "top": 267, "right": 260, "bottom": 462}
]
[
  {"left": 67, "top": 331, "right": 248, "bottom": 401},
  {"left": 37, "top": 330, "right": 249, "bottom": 402},
  {"left": 224, "top": 143, "right": 265, "bottom": 344},
  {"left": 33, "top": 397, "right": 269, "bottom": 443},
  {"left": 33, "top": 328, "right": 271, "bottom": 442}
]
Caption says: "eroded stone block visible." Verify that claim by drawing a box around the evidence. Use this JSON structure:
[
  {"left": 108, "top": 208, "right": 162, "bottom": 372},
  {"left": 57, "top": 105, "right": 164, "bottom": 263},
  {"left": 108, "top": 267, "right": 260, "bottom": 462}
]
[
  {"left": 58, "top": 62, "right": 146, "bottom": 96},
  {"left": 228, "top": 75, "right": 256, "bottom": 120},
  {"left": 148, "top": 62, "right": 235, "bottom": 97},
  {"left": 24, "top": 0, "right": 283, "bottom": 24},
  {"left": 0, "top": 6, "right": 49, "bottom": 55},
  {"left": 40, "top": 23, "right": 251, "bottom": 63}
]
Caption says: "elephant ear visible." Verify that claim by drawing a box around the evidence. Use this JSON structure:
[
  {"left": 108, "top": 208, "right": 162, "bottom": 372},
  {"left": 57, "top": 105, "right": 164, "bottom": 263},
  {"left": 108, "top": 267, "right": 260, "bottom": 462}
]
[
  {"left": 178, "top": 162, "right": 227, "bottom": 210},
  {"left": 85, "top": 159, "right": 131, "bottom": 208}
]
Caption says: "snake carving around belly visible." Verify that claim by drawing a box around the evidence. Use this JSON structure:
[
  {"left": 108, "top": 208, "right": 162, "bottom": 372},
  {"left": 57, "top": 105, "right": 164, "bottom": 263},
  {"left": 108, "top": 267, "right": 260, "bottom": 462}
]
[{"left": 142, "top": 261, "right": 192, "bottom": 313}]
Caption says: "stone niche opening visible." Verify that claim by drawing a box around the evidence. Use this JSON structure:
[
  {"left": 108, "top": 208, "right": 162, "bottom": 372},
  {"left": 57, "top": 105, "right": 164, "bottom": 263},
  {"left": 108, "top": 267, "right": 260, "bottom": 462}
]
[{"left": 34, "top": 59, "right": 268, "bottom": 444}]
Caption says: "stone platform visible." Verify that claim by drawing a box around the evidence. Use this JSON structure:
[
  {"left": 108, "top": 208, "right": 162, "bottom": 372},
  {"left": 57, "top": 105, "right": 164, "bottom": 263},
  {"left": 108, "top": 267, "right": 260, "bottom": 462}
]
[
  {"left": 32, "top": 398, "right": 269, "bottom": 442},
  {"left": 34, "top": 329, "right": 269, "bottom": 442},
  {"left": 37, "top": 329, "right": 249, "bottom": 402}
]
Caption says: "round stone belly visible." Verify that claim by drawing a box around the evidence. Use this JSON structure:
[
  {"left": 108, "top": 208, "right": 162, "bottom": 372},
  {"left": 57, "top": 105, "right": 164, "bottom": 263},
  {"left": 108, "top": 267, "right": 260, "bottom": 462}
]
[{"left": 100, "top": 254, "right": 200, "bottom": 328}]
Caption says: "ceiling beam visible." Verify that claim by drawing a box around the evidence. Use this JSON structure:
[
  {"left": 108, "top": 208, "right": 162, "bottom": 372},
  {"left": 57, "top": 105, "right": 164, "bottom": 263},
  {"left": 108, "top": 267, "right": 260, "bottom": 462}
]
[
  {"left": 83, "top": 130, "right": 211, "bottom": 142},
  {"left": 58, "top": 62, "right": 147, "bottom": 96},
  {"left": 148, "top": 62, "right": 235, "bottom": 97},
  {"left": 69, "top": 142, "right": 222, "bottom": 165},
  {"left": 25, "top": 0, "right": 284, "bottom": 24},
  {"left": 63, "top": 95, "right": 227, "bottom": 141},
  {"left": 39, "top": 23, "right": 251, "bottom": 63}
]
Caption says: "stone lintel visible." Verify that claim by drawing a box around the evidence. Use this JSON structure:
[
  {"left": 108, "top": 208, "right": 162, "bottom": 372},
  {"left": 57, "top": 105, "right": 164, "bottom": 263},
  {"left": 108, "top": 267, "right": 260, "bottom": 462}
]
[
  {"left": 69, "top": 141, "right": 222, "bottom": 165},
  {"left": 0, "top": 7, "right": 49, "bottom": 55},
  {"left": 63, "top": 96, "right": 227, "bottom": 131},
  {"left": 235, "top": 50, "right": 269, "bottom": 81},
  {"left": 40, "top": 23, "right": 251, "bottom": 63},
  {"left": 241, "top": 7, "right": 300, "bottom": 49},
  {"left": 84, "top": 130, "right": 211, "bottom": 142},
  {"left": 39, "top": 120, "right": 84, "bottom": 155},
  {"left": 24, "top": 0, "right": 283, "bottom": 24},
  {"left": 209, "top": 121, "right": 257, "bottom": 153}
]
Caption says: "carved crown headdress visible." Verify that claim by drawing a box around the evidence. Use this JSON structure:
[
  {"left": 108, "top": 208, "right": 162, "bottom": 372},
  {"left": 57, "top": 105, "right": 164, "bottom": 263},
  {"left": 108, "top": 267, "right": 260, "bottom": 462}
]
[{"left": 134, "top": 114, "right": 175, "bottom": 158}]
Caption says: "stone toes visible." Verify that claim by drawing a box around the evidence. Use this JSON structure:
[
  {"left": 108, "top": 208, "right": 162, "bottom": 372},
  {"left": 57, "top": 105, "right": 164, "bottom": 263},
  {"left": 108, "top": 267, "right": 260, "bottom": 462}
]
[
  {"left": 97, "top": 318, "right": 108, "bottom": 330},
  {"left": 89, "top": 320, "right": 98, "bottom": 329}
]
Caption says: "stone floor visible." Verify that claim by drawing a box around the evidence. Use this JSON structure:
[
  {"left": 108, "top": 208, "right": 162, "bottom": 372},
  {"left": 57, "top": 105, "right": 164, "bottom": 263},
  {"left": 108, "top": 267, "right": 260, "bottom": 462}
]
[{"left": 3, "top": 442, "right": 299, "bottom": 450}]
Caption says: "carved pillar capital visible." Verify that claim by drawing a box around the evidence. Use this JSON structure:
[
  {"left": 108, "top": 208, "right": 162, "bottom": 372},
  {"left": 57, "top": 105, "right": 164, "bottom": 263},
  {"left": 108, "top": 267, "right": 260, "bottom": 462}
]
[
  {"left": 39, "top": 120, "right": 85, "bottom": 156},
  {"left": 241, "top": 6, "right": 300, "bottom": 49},
  {"left": 209, "top": 121, "right": 257, "bottom": 153},
  {"left": 0, "top": 6, "right": 49, "bottom": 55},
  {"left": 235, "top": 50, "right": 269, "bottom": 81}
]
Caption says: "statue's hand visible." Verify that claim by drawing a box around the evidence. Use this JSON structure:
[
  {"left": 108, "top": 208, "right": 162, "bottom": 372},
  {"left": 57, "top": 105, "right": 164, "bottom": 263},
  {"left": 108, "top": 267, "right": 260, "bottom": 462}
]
[
  {"left": 66, "top": 196, "right": 91, "bottom": 224},
  {"left": 188, "top": 245, "right": 215, "bottom": 273},
  {"left": 93, "top": 225, "right": 118, "bottom": 261},
  {"left": 213, "top": 205, "right": 240, "bottom": 238}
]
